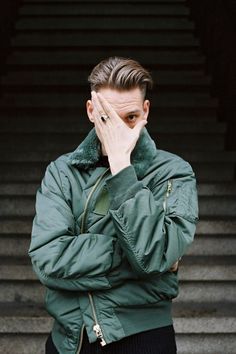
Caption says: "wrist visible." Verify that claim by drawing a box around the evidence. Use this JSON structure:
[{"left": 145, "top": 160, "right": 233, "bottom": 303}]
[{"left": 108, "top": 155, "right": 131, "bottom": 175}]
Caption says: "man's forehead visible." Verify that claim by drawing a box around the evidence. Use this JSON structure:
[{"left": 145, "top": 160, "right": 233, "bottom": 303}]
[
  {"left": 99, "top": 87, "right": 143, "bottom": 102},
  {"left": 98, "top": 88, "right": 143, "bottom": 113}
]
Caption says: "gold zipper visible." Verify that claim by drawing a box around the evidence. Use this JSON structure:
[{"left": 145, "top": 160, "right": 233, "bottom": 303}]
[
  {"left": 163, "top": 179, "right": 172, "bottom": 212},
  {"left": 81, "top": 168, "right": 110, "bottom": 233},
  {"left": 88, "top": 292, "right": 107, "bottom": 346},
  {"left": 80, "top": 168, "right": 109, "bottom": 347},
  {"left": 76, "top": 324, "right": 85, "bottom": 354}
]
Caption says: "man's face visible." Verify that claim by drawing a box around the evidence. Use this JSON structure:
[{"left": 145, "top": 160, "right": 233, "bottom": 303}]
[
  {"left": 86, "top": 86, "right": 150, "bottom": 154},
  {"left": 87, "top": 86, "right": 150, "bottom": 129},
  {"left": 98, "top": 87, "right": 150, "bottom": 128}
]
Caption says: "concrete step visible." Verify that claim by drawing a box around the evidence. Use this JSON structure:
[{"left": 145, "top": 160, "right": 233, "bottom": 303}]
[
  {"left": 1, "top": 216, "right": 236, "bottom": 237},
  {"left": 1, "top": 195, "right": 236, "bottom": 217},
  {"left": 2, "top": 217, "right": 235, "bottom": 236},
  {"left": 0, "top": 217, "right": 236, "bottom": 251},
  {"left": 1, "top": 149, "right": 235, "bottom": 164},
  {"left": 187, "top": 234, "right": 236, "bottom": 256},
  {"left": 174, "top": 303, "right": 236, "bottom": 354},
  {"left": 1, "top": 258, "right": 231, "bottom": 282},
  {"left": 23, "top": 0, "right": 188, "bottom": 3},
  {"left": 0, "top": 120, "right": 224, "bottom": 134},
  {"left": 18, "top": 3, "right": 190, "bottom": 16},
  {"left": 11, "top": 32, "right": 199, "bottom": 49},
  {"left": 0, "top": 303, "right": 235, "bottom": 354},
  {"left": 6, "top": 50, "right": 206, "bottom": 70},
  {"left": 178, "top": 150, "right": 236, "bottom": 163},
  {"left": 16, "top": 16, "right": 194, "bottom": 31},
  {"left": 197, "top": 219, "right": 236, "bottom": 235},
  {"left": 0, "top": 133, "right": 225, "bottom": 153},
  {"left": 1, "top": 232, "right": 236, "bottom": 259},
  {"left": 0, "top": 110, "right": 219, "bottom": 126},
  {"left": 0, "top": 160, "right": 234, "bottom": 182},
  {"left": 0, "top": 92, "right": 218, "bottom": 108},
  {"left": 0, "top": 257, "right": 235, "bottom": 304},
  {"left": 1, "top": 182, "right": 236, "bottom": 196},
  {"left": 1, "top": 70, "right": 211, "bottom": 91}
]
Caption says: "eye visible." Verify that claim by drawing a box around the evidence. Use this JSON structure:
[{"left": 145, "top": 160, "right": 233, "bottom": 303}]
[{"left": 127, "top": 115, "right": 137, "bottom": 122}]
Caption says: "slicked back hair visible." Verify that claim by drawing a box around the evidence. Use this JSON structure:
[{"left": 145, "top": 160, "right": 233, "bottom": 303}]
[{"left": 88, "top": 57, "right": 153, "bottom": 99}]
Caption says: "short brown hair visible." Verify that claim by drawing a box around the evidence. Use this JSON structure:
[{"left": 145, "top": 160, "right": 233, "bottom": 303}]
[{"left": 88, "top": 56, "right": 153, "bottom": 98}]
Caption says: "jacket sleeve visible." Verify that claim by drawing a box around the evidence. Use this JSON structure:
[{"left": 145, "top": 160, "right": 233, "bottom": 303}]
[
  {"left": 105, "top": 162, "right": 199, "bottom": 277},
  {"left": 28, "top": 161, "right": 120, "bottom": 292}
]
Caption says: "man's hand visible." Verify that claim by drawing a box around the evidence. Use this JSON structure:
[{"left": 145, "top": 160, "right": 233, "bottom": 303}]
[
  {"left": 169, "top": 261, "right": 179, "bottom": 272},
  {"left": 91, "top": 91, "right": 147, "bottom": 175}
]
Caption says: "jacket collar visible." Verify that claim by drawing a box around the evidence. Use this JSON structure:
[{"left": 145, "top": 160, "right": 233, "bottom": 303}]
[{"left": 68, "top": 127, "right": 157, "bottom": 179}]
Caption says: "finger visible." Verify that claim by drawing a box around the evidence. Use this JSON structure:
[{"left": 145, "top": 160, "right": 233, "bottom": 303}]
[
  {"left": 91, "top": 91, "right": 108, "bottom": 118},
  {"left": 97, "top": 92, "right": 122, "bottom": 125},
  {"left": 170, "top": 261, "right": 179, "bottom": 272},
  {"left": 93, "top": 104, "right": 107, "bottom": 133},
  {"left": 133, "top": 119, "right": 147, "bottom": 134}
]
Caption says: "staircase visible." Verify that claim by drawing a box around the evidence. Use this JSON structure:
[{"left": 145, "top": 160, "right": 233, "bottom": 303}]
[{"left": 0, "top": 0, "right": 236, "bottom": 353}]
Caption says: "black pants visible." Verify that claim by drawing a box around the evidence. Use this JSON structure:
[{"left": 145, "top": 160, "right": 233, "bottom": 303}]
[{"left": 45, "top": 325, "right": 177, "bottom": 354}]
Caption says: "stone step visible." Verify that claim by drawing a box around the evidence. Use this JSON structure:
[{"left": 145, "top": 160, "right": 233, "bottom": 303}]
[
  {"left": 1, "top": 70, "right": 211, "bottom": 90},
  {"left": 197, "top": 219, "right": 236, "bottom": 235},
  {"left": 187, "top": 234, "right": 236, "bottom": 256},
  {"left": 1, "top": 217, "right": 235, "bottom": 236},
  {"left": 11, "top": 32, "right": 199, "bottom": 49},
  {"left": 1, "top": 219, "right": 236, "bottom": 249},
  {"left": 24, "top": 0, "right": 188, "bottom": 3},
  {"left": 0, "top": 161, "right": 234, "bottom": 182},
  {"left": 0, "top": 303, "right": 235, "bottom": 354},
  {"left": 0, "top": 134, "right": 226, "bottom": 153},
  {"left": 6, "top": 50, "right": 206, "bottom": 70},
  {"left": 0, "top": 121, "right": 224, "bottom": 134},
  {"left": 16, "top": 16, "right": 194, "bottom": 31},
  {"left": 0, "top": 150, "right": 235, "bottom": 165},
  {"left": 0, "top": 278, "right": 234, "bottom": 305},
  {"left": 1, "top": 182, "right": 236, "bottom": 196},
  {"left": 1, "top": 195, "right": 236, "bottom": 217},
  {"left": 0, "top": 258, "right": 235, "bottom": 304},
  {"left": 0, "top": 92, "right": 218, "bottom": 108},
  {"left": 0, "top": 125, "right": 225, "bottom": 145},
  {"left": 0, "top": 106, "right": 218, "bottom": 119},
  {"left": 1, "top": 233, "right": 235, "bottom": 259},
  {"left": 0, "top": 109, "right": 218, "bottom": 124},
  {"left": 2, "top": 257, "right": 235, "bottom": 281},
  {"left": 18, "top": 4, "right": 190, "bottom": 16}
]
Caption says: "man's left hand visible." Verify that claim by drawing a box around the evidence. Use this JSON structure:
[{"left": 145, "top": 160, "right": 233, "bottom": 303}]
[{"left": 91, "top": 91, "right": 147, "bottom": 175}]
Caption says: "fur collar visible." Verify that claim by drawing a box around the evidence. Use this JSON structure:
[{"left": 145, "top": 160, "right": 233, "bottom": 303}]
[{"left": 68, "top": 127, "right": 157, "bottom": 179}]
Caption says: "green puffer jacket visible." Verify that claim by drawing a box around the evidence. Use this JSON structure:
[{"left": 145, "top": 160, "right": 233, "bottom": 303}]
[{"left": 29, "top": 127, "right": 199, "bottom": 354}]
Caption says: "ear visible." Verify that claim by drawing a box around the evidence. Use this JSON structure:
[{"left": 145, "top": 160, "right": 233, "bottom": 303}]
[
  {"left": 86, "top": 99, "right": 94, "bottom": 123},
  {"left": 143, "top": 100, "right": 150, "bottom": 120}
]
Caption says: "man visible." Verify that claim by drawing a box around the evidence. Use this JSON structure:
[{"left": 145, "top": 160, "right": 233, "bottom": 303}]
[{"left": 29, "top": 57, "right": 199, "bottom": 354}]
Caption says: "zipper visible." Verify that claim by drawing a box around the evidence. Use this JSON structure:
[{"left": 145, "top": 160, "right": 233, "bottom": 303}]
[
  {"left": 80, "top": 168, "right": 109, "bottom": 348},
  {"left": 81, "top": 168, "right": 110, "bottom": 233},
  {"left": 76, "top": 324, "right": 85, "bottom": 354},
  {"left": 88, "top": 292, "right": 107, "bottom": 346},
  {"left": 163, "top": 179, "right": 172, "bottom": 212}
]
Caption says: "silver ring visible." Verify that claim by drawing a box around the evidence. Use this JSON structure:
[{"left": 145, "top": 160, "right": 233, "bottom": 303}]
[{"left": 100, "top": 114, "right": 109, "bottom": 122}]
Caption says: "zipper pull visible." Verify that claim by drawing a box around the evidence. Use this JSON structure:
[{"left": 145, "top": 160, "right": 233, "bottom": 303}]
[
  {"left": 163, "top": 180, "right": 172, "bottom": 212},
  {"left": 166, "top": 180, "right": 172, "bottom": 197},
  {"left": 93, "top": 324, "right": 107, "bottom": 346}
]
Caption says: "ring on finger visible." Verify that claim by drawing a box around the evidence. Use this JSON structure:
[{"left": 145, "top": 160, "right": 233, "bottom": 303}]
[{"left": 100, "top": 114, "right": 110, "bottom": 123}]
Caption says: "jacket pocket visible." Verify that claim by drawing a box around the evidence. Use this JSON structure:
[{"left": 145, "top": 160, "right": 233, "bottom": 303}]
[{"left": 165, "top": 177, "right": 199, "bottom": 223}]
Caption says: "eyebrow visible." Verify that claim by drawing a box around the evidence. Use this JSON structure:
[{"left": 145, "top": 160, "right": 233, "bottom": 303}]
[{"left": 125, "top": 110, "right": 141, "bottom": 115}]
